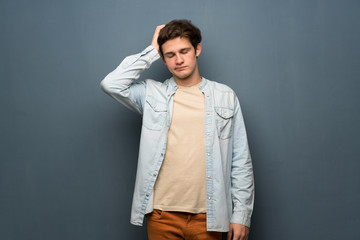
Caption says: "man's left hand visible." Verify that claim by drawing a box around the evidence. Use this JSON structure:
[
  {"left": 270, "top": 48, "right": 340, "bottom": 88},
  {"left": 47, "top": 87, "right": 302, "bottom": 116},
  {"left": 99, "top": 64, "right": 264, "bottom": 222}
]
[{"left": 226, "top": 223, "right": 249, "bottom": 240}]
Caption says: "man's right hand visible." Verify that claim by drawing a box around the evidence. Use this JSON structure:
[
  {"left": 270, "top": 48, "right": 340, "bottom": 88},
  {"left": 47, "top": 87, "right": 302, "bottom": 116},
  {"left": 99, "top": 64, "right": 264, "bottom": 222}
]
[{"left": 151, "top": 25, "right": 165, "bottom": 54}]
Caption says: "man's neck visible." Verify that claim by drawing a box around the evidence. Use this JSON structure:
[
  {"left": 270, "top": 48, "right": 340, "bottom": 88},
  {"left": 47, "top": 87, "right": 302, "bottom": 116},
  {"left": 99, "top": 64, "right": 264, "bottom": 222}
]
[
  {"left": 174, "top": 77, "right": 202, "bottom": 87},
  {"left": 173, "top": 70, "right": 202, "bottom": 87}
]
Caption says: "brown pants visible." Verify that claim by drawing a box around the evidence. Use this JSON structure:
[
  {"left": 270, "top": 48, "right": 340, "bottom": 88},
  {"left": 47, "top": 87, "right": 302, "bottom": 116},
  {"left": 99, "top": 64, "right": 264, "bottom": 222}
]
[{"left": 147, "top": 210, "right": 222, "bottom": 240}]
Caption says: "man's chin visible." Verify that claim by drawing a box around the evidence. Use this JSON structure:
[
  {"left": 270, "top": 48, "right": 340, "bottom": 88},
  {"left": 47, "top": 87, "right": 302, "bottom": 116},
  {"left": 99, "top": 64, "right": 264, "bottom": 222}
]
[{"left": 172, "top": 71, "right": 192, "bottom": 80}]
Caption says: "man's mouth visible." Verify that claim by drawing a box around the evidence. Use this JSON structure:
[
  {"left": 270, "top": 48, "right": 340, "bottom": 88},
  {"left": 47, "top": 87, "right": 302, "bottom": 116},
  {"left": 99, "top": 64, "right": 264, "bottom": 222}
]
[{"left": 175, "top": 66, "right": 187, "bottom": 71}]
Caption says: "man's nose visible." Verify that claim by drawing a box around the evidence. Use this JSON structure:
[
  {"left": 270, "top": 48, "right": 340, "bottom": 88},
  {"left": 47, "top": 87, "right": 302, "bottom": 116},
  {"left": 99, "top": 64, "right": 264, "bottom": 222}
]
[{"left": 175, "top": 54, "right": 184, "bottom": 64}]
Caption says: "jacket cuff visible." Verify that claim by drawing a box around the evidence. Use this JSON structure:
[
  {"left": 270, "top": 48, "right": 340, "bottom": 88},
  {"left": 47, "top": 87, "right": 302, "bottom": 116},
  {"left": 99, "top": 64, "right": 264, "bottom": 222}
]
[
  {"left": 142, "top": 45, "right": 160, "bottom": 63},
  {"left": 121, "top": 45, "right": 160, "bottom": 69},
  {"left": 230, "top": 212, "right": 252, "bottom": 228}
]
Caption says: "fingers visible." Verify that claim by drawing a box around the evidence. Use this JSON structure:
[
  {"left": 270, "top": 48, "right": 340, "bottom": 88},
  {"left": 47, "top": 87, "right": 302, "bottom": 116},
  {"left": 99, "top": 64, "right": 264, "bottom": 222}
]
[
  {"left": 155, "top": 24, "right": 166, "bottom": 32},
  {"left": 227, "top": 223, "right": 249, "bottom": 240},
  {"left": 236, "top": 227, "right": 249, "bottom": 240},
  {"left": 151, "top": 24, "right": 166, "bottom": 52},
  {"left": 231, "top": 232, "right": 248, "bottom": 240},
  {"left": 226, "top": 224, "right": 233, "bottom": 240}
]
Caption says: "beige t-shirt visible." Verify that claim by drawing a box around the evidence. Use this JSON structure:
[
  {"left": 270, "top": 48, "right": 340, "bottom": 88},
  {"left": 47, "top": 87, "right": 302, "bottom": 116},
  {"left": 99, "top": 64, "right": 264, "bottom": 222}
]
[{"left": 153, "top": 83, "right": 207, "bottom": 213}]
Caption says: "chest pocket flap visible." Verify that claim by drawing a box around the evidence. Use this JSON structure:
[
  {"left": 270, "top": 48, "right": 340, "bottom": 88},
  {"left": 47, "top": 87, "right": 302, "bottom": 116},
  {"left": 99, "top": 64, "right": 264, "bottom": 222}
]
[
  {"left": 214, "top": 107, "right": 234, "bottom": 139},
  {"left": 146, "top": 96, "right": 167, "bottom": 112},
  {"left": 143, "top": 96, "right": 167, "bottom": 131},
  {"left": 215, "top": 107, "right": 234, "bottom": 119}
]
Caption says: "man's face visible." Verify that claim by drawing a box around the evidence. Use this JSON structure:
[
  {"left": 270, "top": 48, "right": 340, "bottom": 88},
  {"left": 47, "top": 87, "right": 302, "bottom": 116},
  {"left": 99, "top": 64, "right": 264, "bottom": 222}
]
[{"left": 161, "top": 37, "right": 202, "bottom": 82}]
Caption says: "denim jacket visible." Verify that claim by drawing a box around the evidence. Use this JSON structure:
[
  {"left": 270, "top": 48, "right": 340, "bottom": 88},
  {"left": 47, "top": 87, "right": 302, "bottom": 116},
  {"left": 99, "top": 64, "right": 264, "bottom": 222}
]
[{"left": 100, "top": 46, "right": 254, "bottom": 231}]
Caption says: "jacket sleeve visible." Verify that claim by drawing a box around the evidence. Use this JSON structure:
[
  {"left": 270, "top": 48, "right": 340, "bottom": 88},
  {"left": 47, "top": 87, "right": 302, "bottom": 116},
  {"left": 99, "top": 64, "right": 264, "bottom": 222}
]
[
  {"left": 100, "top": 45, "right": 160, "bottom": 114},
  {"left": 230, "top": 96, "right": 255, "bottom": 227}
]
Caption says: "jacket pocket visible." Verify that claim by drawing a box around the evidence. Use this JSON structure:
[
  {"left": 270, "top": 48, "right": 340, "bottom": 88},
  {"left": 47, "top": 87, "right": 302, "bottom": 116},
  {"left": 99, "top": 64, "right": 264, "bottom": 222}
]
[
  {"left": 215, "top": 107, "right": 234, "bottom": 139},
  {"left": 142, "top": 96, "right": 167, "bottom": 131}
]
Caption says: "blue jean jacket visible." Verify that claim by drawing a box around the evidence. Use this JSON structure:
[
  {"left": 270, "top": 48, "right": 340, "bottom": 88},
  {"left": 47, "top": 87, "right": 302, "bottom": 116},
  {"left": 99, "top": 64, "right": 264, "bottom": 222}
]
[{"left": 100, "top": 46, "right": 254, "bottom": 231}]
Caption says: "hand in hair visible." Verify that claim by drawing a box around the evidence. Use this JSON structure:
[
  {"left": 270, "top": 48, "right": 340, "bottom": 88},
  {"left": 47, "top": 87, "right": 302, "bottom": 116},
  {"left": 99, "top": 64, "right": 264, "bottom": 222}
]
[{"left": 151, "top": 24, "right": 165, "bottom": 54}]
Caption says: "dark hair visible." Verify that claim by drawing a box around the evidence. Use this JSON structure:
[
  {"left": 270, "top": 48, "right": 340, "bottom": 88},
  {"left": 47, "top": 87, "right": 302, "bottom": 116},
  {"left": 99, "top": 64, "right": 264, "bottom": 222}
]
[{"left": 158, "top": 19, "right": 202, "bottom": 57}]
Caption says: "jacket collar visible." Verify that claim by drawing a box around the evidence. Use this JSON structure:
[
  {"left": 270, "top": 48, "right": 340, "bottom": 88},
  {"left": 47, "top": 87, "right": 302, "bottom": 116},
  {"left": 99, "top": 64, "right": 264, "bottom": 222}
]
[{"left": 166, "top": 77, "right": 208, "bottom": 96}]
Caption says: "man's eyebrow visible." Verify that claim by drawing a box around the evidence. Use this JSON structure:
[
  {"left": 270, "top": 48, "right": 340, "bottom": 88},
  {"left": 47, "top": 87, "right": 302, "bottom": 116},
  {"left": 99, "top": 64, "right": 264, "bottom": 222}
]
[
  {"left": 164, "top": 51, "right": 175, "bottom": 56},
  {"left": 164, "top": 47, "right": 192, "bottom": 55},
  {"left": 179, "top": 47, "right": 191, "bottom": 51}
]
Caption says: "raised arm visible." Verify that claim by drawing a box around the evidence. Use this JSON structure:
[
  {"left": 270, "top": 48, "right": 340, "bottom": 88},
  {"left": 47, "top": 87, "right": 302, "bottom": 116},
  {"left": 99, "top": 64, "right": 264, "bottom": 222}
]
[{"left": 100, "top": 25, "right": 165, "bottom": 114}]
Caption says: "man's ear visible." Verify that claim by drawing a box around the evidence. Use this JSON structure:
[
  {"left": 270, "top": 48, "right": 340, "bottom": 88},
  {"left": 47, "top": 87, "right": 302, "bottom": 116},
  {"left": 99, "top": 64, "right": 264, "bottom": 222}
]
[{"left": 195, "top": 43, "right": 202, "bottom": 57}]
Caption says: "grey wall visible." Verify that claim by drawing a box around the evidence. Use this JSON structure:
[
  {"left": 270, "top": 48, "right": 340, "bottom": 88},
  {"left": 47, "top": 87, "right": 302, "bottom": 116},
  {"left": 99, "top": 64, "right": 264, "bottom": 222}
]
[{"left": 1, "top": 0, "right": 359, "bottom": 239}]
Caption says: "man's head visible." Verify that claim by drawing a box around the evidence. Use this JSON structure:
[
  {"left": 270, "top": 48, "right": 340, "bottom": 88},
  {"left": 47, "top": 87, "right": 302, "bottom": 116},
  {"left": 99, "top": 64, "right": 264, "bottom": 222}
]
[{"left": 157, "top": 19, "right": 202, "bottom": 58}]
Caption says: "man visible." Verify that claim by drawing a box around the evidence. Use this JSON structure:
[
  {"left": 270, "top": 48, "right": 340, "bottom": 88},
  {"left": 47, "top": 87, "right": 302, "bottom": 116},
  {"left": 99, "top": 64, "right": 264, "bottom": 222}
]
[{"left": 101, "top": 20, "right": 254, "bottom": 240}]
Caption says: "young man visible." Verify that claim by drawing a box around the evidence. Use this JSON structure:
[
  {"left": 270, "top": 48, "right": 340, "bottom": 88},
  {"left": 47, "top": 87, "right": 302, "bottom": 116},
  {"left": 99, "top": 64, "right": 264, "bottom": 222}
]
[{"left": 101, "top": 20, "right": 254, "bottom": 240}]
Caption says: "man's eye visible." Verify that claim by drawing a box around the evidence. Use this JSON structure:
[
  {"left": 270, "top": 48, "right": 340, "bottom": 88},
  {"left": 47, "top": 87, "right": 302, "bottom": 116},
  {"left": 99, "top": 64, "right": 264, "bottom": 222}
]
[
  {"left": 181, "top": 50, "right": 189, "bottom": 54},
  {"left": 166, "top": 54, "right": 175, "bottom": 58}
]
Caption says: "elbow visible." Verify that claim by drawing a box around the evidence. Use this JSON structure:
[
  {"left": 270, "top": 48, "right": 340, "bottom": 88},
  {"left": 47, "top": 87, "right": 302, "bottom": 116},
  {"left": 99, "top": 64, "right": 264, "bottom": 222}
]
[{"left": 100, "top": 77, "right": 111, "bottom": 94}]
